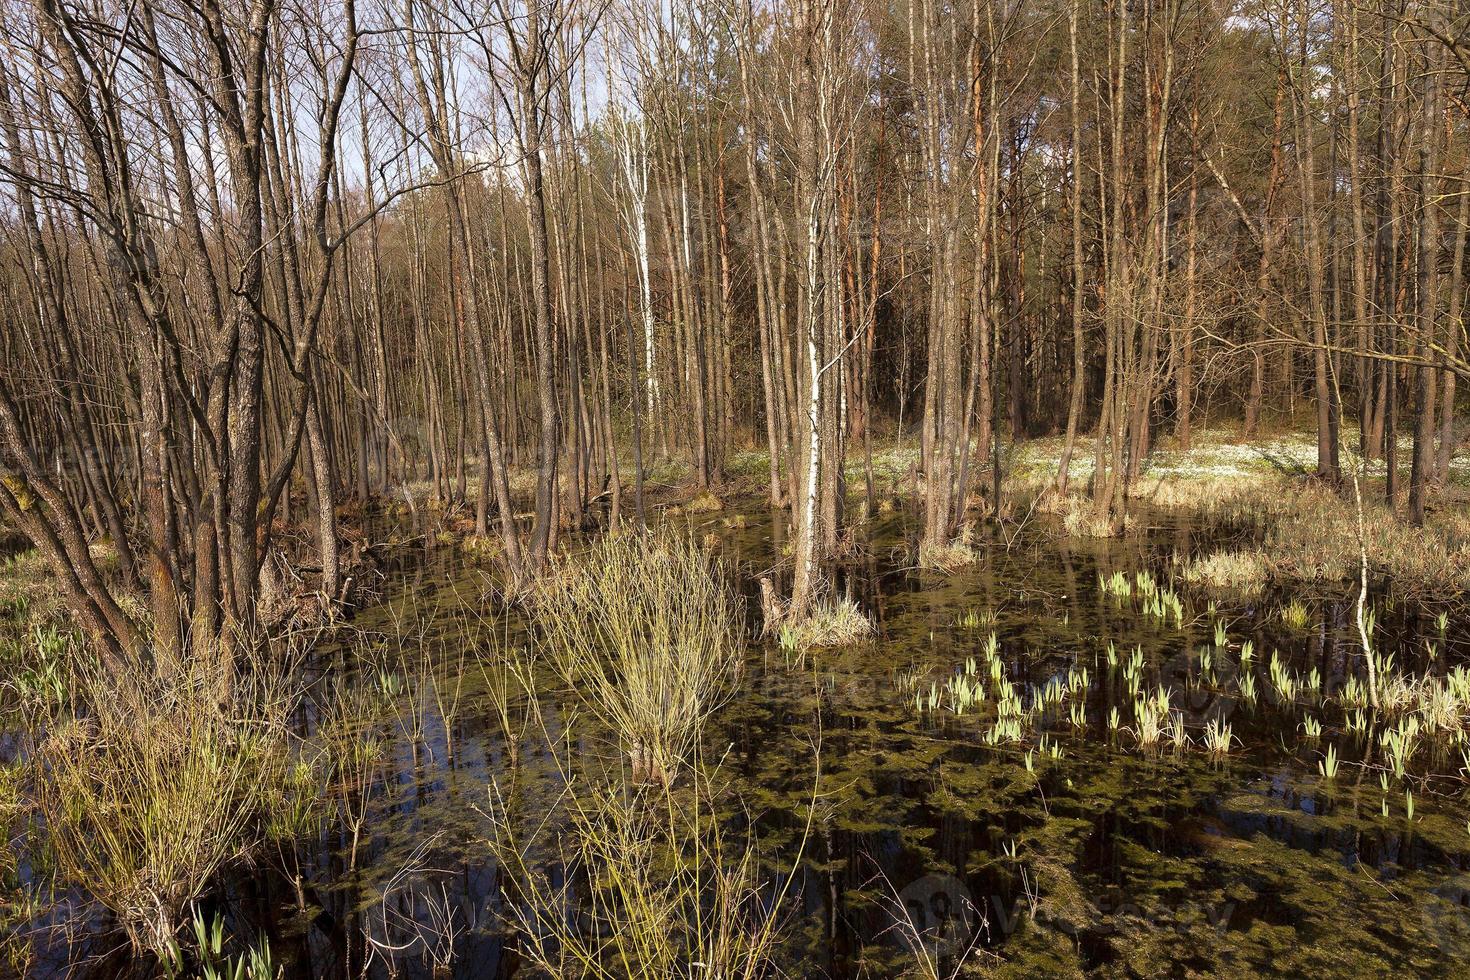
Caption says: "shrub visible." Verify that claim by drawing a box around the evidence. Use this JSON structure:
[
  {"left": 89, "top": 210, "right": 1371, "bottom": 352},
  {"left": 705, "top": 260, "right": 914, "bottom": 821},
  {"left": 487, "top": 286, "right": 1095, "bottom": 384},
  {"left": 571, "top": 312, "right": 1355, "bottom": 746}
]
[
  {"left": 488, "top": 752, "right": 804, "bottom": 979},
  {"left": 532, "top": 528, "right": 742, "bottom": 784},
  {"left": 35, "top": 647, "right": 294, "bottom": 956}
]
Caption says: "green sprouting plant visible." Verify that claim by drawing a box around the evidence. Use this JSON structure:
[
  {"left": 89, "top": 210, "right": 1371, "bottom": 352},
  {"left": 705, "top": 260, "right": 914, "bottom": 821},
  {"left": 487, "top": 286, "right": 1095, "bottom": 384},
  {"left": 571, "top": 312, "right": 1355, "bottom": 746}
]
[
  {"left": 945, "top": 673, "right": 985, "bottom": 715},
  {"left": 1168, "top": 711, "right": 1188, "bottom": 751},
  {"left": 1302, "top": 715, "right": 1322, "bottom": 739},
  {"left": 264, "top": 756, "right": 325, "bottom": 843},
  {"left": 13, "top": 623, "right": 72, "bottom": 715},
  {"left": 1213, "top": 620, "right": 1228, "bottom": 649},
  {"left": 162, "top": 908, "right": 275, "bottom": 980},
  {"left": 1133, "top": 697, "right": 1168, "bottom": 750},
  {"left": 1279, "top": 599, "right": 1310, "bottom": 631},
  {"left": 1240, "top": 673, "right": 1258, "bottom": 705},
  {"left": 1380, "top": 716, "right": 1420, "bottom": 780},
  {"left": 955, "top": 606, "right": 997, "bottom": 630},
  {"left": 1269, "top": 651, "right": 1298, "bottom": 703},
  {"left": 374, "top": 665, "right": 404, "bottom": 701},
  {"left": 1318, "top": 743, "right": 1340, "bottom": 781},
  {"left": 1437, "top": 610, "right": 1450, "bottom": 635},
  {"left": 1405, "top": 789, "right": 1415, "bottom": 823},
  {"left": 1204, "top": 719, "right": 1234, "bottom": 756},
  {"left": 1100, "top": 571, "right": 1131, "bottom": 600},
  {"left": 1240, "top": 640, "right": 1254, "bottom": 665},
  {"left": 982, "top": 630, "right": 1000, "bottom": 664}
]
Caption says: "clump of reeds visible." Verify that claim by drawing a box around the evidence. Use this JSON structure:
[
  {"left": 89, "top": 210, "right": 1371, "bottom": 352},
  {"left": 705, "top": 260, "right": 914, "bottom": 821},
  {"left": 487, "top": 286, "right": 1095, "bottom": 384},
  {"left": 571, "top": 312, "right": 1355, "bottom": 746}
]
[
  {"left": 686, "top": 489, "right": 726, "bottom": 513},
  {"left": 35, "top": 644, "right": 295, "bottom": 957},
  {"left": 488, "top": 750, "right": 805, "bottom": 980},
  {"left": 776, "top": 593, "right": 875, "bottom": 651},
  {"left": 1059, "top": 496, "right": 1131, "bottom": 537},
  {"left": 1278, "top": 599, "right": 1310, "bottom": 631},
  {"left": 918, "top": 528, "right": 980, "bottom": 571},
  {"left": 532, "top": 528, "right": 742, "bottom": 784},
  {"left": 1179, "top": 549, "right": 1270, "bottom": 596}
]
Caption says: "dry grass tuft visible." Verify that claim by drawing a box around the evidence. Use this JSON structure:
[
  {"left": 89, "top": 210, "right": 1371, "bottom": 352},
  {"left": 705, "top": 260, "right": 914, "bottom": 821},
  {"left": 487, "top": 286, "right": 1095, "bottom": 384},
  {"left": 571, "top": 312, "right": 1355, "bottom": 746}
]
[
  {"left": 686, "top": 489, "right": 725, "bottom": 513},
  {"left": 1179, "top": 550, "right": 1270, "bottom": 596},
  {"left": 918, "top": 524, "right": 981, "bottom": 571},
  {"left": 779, "top": 594, "right": 875, "bottom": 650},
  {"left": 1058, "top": 496, "right": 1132, "bottom": 537}
]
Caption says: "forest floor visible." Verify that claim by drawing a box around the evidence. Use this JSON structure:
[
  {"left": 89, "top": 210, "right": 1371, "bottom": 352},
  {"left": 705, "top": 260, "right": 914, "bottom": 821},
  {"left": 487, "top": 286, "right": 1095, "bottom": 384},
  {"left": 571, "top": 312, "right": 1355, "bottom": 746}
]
[{"left": 5, "top": 425, "right": 1470, "bottom": 619}]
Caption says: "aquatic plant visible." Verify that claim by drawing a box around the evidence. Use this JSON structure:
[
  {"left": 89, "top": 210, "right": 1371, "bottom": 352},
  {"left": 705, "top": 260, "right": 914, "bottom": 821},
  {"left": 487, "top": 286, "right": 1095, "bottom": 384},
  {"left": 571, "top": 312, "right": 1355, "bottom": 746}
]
[
  {"left": 945, "top": 673, "right": 985, "bottom": 715},
  {"left": 161, "top": 908, "right": 275, "bottom": 980},
  {"left": 954, "top": 606, "right": 998, "bottom": 630},
  {"left": 1203, "top": 718, "right": 1234, "bottom": 756},
  {"left": 1168, "top": 711, "right": 1188, "bottom": 751},
  {"left": 1133, "top": 692, "right": 1169, "bottom": 750},
  {"left": 532, "top": 529, "right": 742, "bottom": 783},
  {"left": 1180, "top": 550, "right": 1269, "bottom": 596},
  {"left": 1380, "top": 716, "right": 1420, "bottom": 780},
  {"left": 1100, "top": 571, "right": 1131, "bottom": 600},
  {"left": 1301, "top": 716, "right": 1322, "bottom": 739},
  {"left": 489, "top": 745, "right": 807, "bottom": 980},
  {"left": 1318, "top": 744, "right": 1340, "bottom": 781},
  {"left": 1278, "top": 599, "right": 1310, "bottom": 631}
]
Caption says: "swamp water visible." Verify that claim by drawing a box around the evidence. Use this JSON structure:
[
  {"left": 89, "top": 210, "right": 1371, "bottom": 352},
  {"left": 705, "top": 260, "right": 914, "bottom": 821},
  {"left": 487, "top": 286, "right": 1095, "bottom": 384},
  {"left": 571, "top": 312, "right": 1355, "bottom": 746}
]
[{"left": 36, "top": 505, "right": 1470, "bottom": 978}]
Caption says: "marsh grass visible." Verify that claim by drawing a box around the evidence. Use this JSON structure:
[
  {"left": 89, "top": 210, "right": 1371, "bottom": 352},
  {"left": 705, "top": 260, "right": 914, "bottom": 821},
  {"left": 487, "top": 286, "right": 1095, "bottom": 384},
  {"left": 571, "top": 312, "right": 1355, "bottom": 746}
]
[
  {"left": 1178, "top": 550, "right": 1269, "bottom": 596},
  {"left": 917, "top": 533, "right": 980, "bottom": 571},
  {"left": 486, "top": 637, "right": 808, "bottom": 978},
  {"left": 489, "top": 750, "right": 807, "bottom": 980},
  {"left": 532, "top": 528, "right": 742, "bottom": 783},
  {"left": 778, "top": 593, "right": 875, "bottom": 651},
  {"left": 36, "top": 645, "right": 296, "bottom": 956}
]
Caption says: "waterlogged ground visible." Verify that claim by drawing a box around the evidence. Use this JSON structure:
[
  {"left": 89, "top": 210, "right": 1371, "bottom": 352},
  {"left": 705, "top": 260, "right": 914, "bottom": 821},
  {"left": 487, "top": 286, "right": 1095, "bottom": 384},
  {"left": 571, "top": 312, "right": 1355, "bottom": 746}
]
[{"left": 62, "top": 502, "right": 1470, "bottom": 978}]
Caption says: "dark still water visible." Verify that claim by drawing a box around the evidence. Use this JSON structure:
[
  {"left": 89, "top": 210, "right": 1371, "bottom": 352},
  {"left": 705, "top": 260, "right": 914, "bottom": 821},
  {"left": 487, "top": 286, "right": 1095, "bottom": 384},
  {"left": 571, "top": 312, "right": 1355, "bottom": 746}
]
[{"left": 32, "top": 504, "right": 1470, "bottom": 978}]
